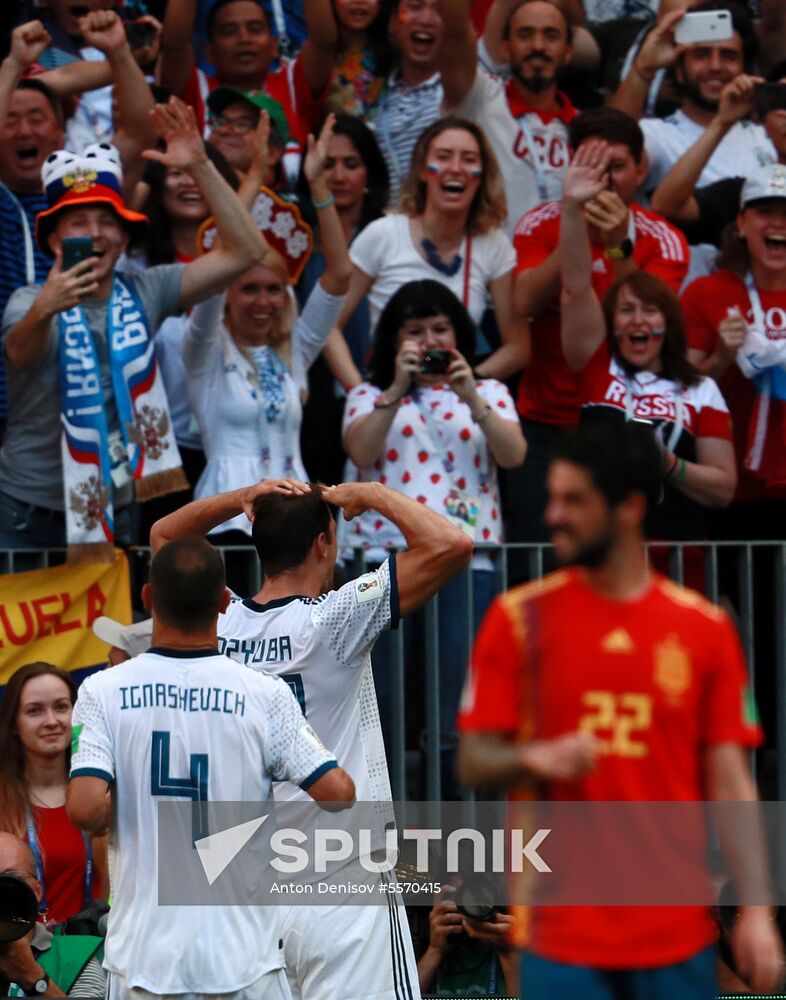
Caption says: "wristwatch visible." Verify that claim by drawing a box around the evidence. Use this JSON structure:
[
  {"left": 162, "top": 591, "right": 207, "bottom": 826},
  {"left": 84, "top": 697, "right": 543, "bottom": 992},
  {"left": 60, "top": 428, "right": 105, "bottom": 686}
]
[
  {"left": 606, "top": 238, "right": 634, "bottom": 261},
  {"left": 23, "top": 974, "right": 49, "bottom": 996}
]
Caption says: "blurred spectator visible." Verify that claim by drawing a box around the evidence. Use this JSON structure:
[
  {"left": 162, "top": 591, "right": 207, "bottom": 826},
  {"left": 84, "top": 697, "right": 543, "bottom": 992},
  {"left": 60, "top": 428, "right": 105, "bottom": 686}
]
[
  {"left": 370, "top": 0, "right": 445, "bottom": 206},
  {"left": 341, "top": 280, "right": 525, "bottom": 759},
  {"left": 417, "top": 894, "right": 519, "bottom": 996},
  {"left": 651, "top": 73, "right": 786, "bottom": 249},
  {"left": 206, "top": 85, "right": 292, "bottom": 183},
  {"left": 183, "top": 115, "right": 352, "bottom": 541},
  {"left": 560, "top": 140, "right": 735, "bottom": 541},
  {"left": 440, "top": 0, "right": 577, "bottom": 236},
  {"left": 682, "top": 163, "right": 786, "bottom": 540},
  {"left": 0, "top": 663, "right": 107, "bottom": 927},
  {"left": 160, "top": 0, "right": 335, "bottom": 147},
  {"left": 0, "top": 833, "right": 106, "bottom": 996},
  {"left": 329, "top": 116, "right": 529, "bottom": 388},
  {"left": 0, "top": 99, "right": 263, "bottom": 553},
  {"left": 609, "top": 1, "right": 774, "bottom": 194},
  {"left": 319, "top": 0, "right": 394, "bottom": 117},
  {"left": 508, "top": 107, "right": 688, "bottom": 546},
  {"left": 297, "top": 113, "right": 390, "bottom": 484}
]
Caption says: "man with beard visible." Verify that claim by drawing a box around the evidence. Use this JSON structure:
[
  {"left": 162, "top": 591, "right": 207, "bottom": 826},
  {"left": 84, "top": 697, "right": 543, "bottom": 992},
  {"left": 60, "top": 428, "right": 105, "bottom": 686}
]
[
  {"left": 456, "top": 421, "right": 785, "bottom": 999},
  {"left": 609, "top": 0, "right": 774, "bottom": 194},
  {"left": 440, "top": 0, "right": 576, "bottom": 235}
]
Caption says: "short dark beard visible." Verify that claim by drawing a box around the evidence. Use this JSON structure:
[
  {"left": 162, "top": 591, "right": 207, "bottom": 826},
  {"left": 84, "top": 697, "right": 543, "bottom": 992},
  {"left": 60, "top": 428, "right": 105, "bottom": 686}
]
[
  {"left": 512, "top": 59, "right": 557, "bottom": 95},
  {"left": 680, "top": 77, "right": 720, "bottom": 114},
  {"left": 553, "top": 527, "right": 616, "bottom": 569}
]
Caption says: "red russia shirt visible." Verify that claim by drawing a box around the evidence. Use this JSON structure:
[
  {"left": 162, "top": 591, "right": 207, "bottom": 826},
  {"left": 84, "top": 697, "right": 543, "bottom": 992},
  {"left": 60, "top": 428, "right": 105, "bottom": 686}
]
[
  {"left": 513, "top": 202, "right": 689, "bottom": 426},
  {"left": 458, "top": 569, "right": 761, "bottom": 967},
  {"left": 184, "top": 58, "right": 323, "bottom": 147},
  {"left": 682, "top": 269, "right": 786, "bottom": 500},
  {"left": 31, "top": 804, "right": 103, "bottom": 925}
]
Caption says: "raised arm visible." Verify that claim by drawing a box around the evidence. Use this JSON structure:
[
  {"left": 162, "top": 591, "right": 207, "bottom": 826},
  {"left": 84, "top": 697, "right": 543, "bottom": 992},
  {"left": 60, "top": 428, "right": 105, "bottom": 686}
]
[
  {"left": 321, "top": 481, "right": 474, "bottom": 614},
  {"left": 299, "top": 0, "right": 339, "bottom": 96},
  {"left": 304, "top": 115, "right": 353, "bottom": 296},
  {"left": 650, "top": 74, "right": 760, "bottom": 226},
  {"left": 320, "top": 266, "right": 374, "bottom": 387},
  {"left": 0, "top": 20, "right": 51, "bottom": 129},
  {"left": 158, "top": 0, "right": 196, "bottom": 97},
  {"left": 150, "top": 478, "right": 313, "bottom": 553},
  {"left": 607, "top": 10, "right": 684, "bottom": 120},
  {"left": 142, "top": 99, "right": 265, "bottom": 309},
  {"left": 439, "top": 0, "right": 478, "bottom": 109},
  {"left": 559, "top": 141, "right": 610, "bottom": 372}
]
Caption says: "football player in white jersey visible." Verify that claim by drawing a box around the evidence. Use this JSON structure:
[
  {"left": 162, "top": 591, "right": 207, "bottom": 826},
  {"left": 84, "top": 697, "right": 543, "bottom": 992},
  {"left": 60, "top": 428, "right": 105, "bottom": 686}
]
[
  {"left": 150, "top": 478, "right": 474, "bottom": 1000},
  {"left": 67, "top": 536, "right": 355, "bottom": 1000}
]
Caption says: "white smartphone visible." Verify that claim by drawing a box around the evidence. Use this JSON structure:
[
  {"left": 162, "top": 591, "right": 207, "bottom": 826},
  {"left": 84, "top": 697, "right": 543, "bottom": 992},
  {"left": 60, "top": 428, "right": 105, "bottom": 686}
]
[{"left": 674, "top": 10, "right": 733, "bottom": 45}]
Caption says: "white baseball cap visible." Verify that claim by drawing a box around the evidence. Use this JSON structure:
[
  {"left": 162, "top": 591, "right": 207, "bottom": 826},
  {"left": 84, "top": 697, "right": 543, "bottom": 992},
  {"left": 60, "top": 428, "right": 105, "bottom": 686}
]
[
  {"left": 92, "top": 616, "right": 152, "bottom": 659},
  {"left": 740, "top": 163, "right": 786, "bottom": 209}
]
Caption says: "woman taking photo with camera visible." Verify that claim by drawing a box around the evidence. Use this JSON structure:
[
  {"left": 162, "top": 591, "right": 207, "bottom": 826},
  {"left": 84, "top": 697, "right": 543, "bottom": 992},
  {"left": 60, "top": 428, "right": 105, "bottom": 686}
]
[
  {"left": 342, "top": 280, "right": 525, "bottom": 753},
  {"left": 0, "top": 663, "right": 106, "bottom": 927},
  {"left": 559, "top": 141, "right": 736, "bottom": 542}
]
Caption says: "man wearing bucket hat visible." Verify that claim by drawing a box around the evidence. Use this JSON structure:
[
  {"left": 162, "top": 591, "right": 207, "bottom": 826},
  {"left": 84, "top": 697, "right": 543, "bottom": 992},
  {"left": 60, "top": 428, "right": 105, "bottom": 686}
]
[
  {"left": 206, "top": 85, "right": 294, "bottom": 187},
  {"left": 682, "top": 161, "right": 786, "bottom": 537},
  {"left": 0, "top": 97, "right": 264, "bottom": 559}
]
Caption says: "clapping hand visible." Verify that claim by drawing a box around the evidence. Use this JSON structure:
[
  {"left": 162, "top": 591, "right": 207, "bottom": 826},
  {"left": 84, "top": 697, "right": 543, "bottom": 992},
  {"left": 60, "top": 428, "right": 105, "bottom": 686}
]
[
  {"left": 143, "top": 98, "right": 207, "bottom": 172},
  {"left": 563, "top": 140, "right": 612, "bottom": 206},
  {"left": 304, "top": 113, "right": 336, "bottom": 186}
]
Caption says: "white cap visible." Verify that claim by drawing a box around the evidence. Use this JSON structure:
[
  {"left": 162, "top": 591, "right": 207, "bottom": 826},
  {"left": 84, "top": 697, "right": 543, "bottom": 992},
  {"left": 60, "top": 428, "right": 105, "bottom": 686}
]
[
  {"left": 740, "top": 163, "right": 786, "bottom": 209},
  {"left": 92, "top": 616, "right": 152, "bottom": 659}
]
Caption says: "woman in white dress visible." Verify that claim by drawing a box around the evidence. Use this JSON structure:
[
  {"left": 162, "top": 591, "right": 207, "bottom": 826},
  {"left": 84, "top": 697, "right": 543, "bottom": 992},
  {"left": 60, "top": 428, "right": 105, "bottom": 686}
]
[{"left": 183, "top": 116, "right": 352, "bottom": 541}]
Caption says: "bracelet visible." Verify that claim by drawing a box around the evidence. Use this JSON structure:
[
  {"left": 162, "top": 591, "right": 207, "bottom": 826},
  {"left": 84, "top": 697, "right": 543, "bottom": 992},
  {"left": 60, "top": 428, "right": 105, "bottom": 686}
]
[
  {"left": 471, "top": 403, "right": 492, "bottom": 425},
  {"left": 312, "top": 192, "right": 335, "bottom": 210},
  {"left": 374, "top": 392, "right": 403, "bottom": 410}
]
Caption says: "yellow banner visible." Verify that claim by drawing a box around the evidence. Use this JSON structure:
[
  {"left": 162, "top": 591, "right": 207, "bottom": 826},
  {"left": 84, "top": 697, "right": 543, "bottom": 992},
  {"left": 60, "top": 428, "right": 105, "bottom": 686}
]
[{"left": 0, "top": 552, "right": 132, "bottom": 683}]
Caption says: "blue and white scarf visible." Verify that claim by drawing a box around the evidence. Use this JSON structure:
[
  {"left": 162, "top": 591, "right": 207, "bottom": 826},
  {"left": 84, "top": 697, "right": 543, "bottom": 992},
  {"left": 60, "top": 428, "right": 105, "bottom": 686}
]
[{"left": 59, "top": 275, "right": 186, "bottom": 560}]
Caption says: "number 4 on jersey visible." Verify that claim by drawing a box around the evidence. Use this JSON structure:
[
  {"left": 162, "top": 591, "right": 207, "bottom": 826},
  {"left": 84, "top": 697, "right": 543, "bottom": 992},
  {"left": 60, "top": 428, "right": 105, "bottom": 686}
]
[{"left": 151, "top": 730, "right": 209, "bottom": 839}]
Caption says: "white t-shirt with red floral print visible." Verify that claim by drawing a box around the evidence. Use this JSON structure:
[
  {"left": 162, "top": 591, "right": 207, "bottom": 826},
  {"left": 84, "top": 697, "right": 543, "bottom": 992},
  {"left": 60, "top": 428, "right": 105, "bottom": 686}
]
[{"left": 340, "top": 379, "right": 518, "bottom": 567}]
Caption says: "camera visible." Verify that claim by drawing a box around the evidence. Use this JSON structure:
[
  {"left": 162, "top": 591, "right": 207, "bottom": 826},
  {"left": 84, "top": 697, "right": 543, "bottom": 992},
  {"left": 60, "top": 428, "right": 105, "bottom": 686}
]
[
  {"left": 419, "top": 349, "right": 451, "bottom": 375},
  {"left": 0, "top": 873, "right": 38, "bottom": 943},
  {"left": 454, "top": 874, "right": 505, "bottom": 922}
]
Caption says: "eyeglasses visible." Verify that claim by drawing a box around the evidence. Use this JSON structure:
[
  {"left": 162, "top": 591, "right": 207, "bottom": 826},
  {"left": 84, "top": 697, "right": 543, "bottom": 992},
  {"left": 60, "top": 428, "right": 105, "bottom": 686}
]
[{"left": 208, "top": 113, "right": 259, "bottom": 135}]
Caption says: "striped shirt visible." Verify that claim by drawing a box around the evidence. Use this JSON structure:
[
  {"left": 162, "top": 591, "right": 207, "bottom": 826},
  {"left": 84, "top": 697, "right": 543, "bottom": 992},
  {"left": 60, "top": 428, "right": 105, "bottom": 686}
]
[{"left": 0, "top": 184, "right": 51, "bottom": 420}]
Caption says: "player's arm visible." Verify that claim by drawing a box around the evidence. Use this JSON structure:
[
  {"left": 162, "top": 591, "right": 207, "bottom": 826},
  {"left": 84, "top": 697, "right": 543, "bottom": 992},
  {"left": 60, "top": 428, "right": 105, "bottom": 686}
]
[
  {"left": 305, "top": 768, "right": 356, "bottom": 810},
  {"left": 457, "top": 730, "right": 600, "bottom": 788},
  {"left": 439, "top": 0, "right": 478, "bottom": 109},
  {"left": 66, "top": 776, "right": 111, "bottom": 836},
  {"left": 650, "top": 75, "right": 760, "bottom": 226},
  {"left": 706, "top": 743, "right": 785, "bottom": 993},
  {"left": 320, "top": 481, "right": 474, "bottom": 615},
  {"left": 149, "top": 479, "right": 312, "bottom": 552}
]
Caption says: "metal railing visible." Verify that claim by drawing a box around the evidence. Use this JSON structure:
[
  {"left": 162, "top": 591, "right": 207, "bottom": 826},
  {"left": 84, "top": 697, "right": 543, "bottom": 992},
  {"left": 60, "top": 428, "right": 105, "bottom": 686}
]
[{"left": 2, "top": 541, "right": 784, "bottom": 802}]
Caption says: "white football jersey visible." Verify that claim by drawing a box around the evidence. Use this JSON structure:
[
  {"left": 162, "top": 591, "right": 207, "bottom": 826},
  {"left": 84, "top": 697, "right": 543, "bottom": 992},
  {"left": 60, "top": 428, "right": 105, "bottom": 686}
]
[
  {"left": 70, "top": 649, "right": 336, "bottom": 994},
  {"left": 218, "top": 557, "right": 398, "bottom": 806}
]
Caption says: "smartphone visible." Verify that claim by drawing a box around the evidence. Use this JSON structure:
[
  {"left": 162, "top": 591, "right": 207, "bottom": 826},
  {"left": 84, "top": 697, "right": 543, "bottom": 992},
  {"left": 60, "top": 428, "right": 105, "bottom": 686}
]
[
  {"left": 754, "top": 82, "right": 786, "bottom": 119},
  {"left": 674, "top": 10, "right": 733, "bottom": 45},
  {"left": 62, "top": 236, "right": 94, "bottom": 271},
  {"left": 125, "top": 21, "right": 155, "bottom": 49}
]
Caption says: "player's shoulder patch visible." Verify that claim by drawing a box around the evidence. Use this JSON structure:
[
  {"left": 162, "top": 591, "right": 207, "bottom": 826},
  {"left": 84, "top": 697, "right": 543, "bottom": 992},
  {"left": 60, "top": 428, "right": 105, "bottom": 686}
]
[
  {"left": 353, "top": 568, "right": 385, "bottom": 603},
  {"left": 657, "top": 577, "right": 725, "bottom": 622},
  {"left": 501, "top": 569, "right": 571, "bottom": 611}
]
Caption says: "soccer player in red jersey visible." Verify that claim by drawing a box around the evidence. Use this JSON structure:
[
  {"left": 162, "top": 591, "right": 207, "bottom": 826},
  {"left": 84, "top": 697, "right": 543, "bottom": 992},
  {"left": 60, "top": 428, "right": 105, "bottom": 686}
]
[{"left": 457, "top": 421, "right": 784, "bottom": 999}]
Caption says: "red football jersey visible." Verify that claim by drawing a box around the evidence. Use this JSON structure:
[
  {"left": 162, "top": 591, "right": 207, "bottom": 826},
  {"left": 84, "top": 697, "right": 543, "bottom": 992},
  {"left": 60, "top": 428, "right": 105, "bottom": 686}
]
[
  {"left": 458, "top": 568, "right": 761, "bottom": 967},
  {"left": 513, "top": 203, "right": 689, "bottom": 426},
  {"left": 682, "top": 270, "right": 786, "bottom": 499}
]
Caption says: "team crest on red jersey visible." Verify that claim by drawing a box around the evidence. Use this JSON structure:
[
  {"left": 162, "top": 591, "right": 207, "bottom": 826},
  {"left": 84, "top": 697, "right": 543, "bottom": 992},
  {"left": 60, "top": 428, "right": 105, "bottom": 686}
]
[{"left": 652, "top": 634, "right": 692, "bottom": 701}]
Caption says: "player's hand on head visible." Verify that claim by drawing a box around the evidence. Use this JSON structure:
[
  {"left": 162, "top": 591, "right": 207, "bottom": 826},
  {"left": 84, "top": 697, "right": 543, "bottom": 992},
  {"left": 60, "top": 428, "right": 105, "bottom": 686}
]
[
  {"left": 241, "top": 478, "right": 311, "bottom": 521},
  {"left": 732, "top": 906, "right": 786, "bottom": 994},
  {"left": 319, "top": 482, "right": 373, "bottom": 520}
]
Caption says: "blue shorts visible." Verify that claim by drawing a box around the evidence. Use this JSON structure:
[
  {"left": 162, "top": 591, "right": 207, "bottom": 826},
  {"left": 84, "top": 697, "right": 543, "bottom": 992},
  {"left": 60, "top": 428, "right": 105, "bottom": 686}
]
[{"left": 521, "top": 945, "right": 717, "bottom": 1000}]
